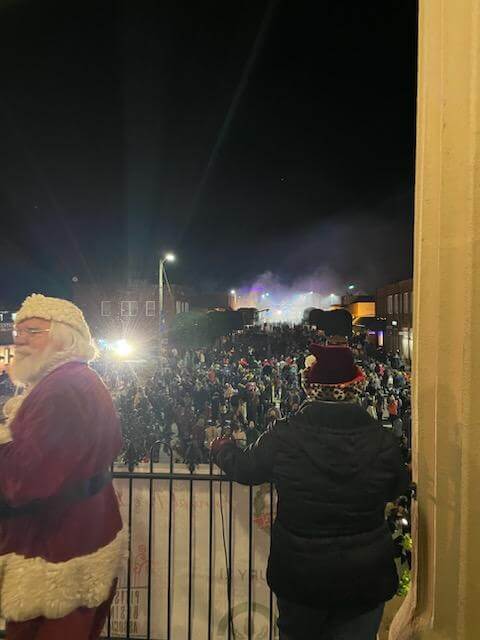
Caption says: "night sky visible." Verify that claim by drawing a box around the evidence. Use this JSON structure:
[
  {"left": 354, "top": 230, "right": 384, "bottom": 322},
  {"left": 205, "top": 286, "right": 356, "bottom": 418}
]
[{"left": 0, "top": 0, "right": 417, "bottom": 305}]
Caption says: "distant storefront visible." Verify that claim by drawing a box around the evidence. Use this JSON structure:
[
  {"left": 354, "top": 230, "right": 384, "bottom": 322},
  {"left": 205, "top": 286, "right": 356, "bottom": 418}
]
[
  {"left": 352, "top": 316, "right": 387, "bottom": 348},
  {"left": 0, "top": 311, "right": 15, "bottom": 366}
]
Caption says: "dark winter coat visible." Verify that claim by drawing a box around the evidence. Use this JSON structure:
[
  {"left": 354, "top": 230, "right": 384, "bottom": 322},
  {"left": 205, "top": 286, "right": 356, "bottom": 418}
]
[{"left": 215, "top": 400, "right": 409, "bottom": 611}]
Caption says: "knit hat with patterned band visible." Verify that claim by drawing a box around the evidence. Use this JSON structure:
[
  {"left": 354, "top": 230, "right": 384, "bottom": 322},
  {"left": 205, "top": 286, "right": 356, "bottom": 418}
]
[
  {"left": 302, "top": 343, "right": 366, "bottom": 402},
  {"left": 15, "top": 293, "right": 92, "bottom": 342}
]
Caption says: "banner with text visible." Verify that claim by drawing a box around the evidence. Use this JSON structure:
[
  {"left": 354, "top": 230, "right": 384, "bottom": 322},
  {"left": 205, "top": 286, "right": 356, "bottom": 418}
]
[{"left": 106, "top": 464, "right": 279, "bottom": 640}]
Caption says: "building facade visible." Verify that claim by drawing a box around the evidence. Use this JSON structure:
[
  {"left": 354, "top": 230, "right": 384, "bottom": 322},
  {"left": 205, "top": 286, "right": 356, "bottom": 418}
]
[
  {"left": 189, "top": 291, "right": 232, "bottom": 312},
  {"left": 376, "top": 279, "right": 413, "bottom": 361},
  {"left": 340, "top": 294, "right": 376, "bottom": 320},
  {"left": 73, "top": 280, "right": 192, "bottom": 354},
  {"left": 72, "top": 281, "right": 238, "bottom": 355}
]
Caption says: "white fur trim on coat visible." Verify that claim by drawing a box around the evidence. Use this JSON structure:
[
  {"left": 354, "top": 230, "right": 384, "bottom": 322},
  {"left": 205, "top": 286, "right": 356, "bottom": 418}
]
[
  {"left": 0, "top": 528, "right": 127, "bottom": 622},
  {"left": 0, "top": 425, "right": 12, "bottom": 445}
]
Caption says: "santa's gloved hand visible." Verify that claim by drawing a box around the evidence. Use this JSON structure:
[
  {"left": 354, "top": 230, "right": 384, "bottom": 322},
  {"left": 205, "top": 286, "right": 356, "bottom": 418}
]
[{"left": 210, "top": 436, "right": 235, "bottom": 457}]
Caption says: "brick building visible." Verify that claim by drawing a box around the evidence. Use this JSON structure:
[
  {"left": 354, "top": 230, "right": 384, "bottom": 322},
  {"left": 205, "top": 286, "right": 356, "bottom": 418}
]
[
  {"left": 72, "top": 280, "right": 192, "bottom": 354},
  {"left": 376, "top": 278, "right": 413, "bottom": 361},
  {"left": 189, "top": 291, "right": 233, "bottom": 312},
  {"left": 72, "top": 281, "right": 236, "bottom": 356}
]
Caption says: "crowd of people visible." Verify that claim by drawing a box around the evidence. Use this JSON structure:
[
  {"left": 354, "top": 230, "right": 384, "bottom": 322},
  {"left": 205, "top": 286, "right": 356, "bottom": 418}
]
[
  {"left": 92, "top": 325, "right": 412, "bottom": 470},
  {"left": 0, "top": 324, "right": 412, "bottom": 471}
]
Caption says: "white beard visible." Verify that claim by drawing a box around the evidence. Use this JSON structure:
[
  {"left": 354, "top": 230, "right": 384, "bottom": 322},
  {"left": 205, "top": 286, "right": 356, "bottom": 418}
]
[{"left": 9, "top": 343, "right": 63, "bottom": 387}]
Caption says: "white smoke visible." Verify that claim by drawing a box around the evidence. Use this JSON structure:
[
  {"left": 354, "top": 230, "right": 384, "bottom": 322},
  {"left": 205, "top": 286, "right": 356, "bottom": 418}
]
[{"left": 232, "top": 268, "right": 355, "bottom": 324}]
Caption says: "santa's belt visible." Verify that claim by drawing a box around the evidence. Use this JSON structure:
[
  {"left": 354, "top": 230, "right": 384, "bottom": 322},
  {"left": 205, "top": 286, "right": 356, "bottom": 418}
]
[{"left": 0, "top": 469, "right": 112, "bottom": 518}]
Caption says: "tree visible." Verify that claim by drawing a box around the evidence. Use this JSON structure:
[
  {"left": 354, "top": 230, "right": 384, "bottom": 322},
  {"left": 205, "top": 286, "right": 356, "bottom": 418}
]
[{"left": 170, "top": 311, "right": 209, "bottom": 349}]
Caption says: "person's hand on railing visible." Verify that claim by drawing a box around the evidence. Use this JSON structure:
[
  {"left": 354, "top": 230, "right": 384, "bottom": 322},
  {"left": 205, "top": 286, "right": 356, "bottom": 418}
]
[{"left": 210, "top": 436, "right": 235, "bottom": 458}]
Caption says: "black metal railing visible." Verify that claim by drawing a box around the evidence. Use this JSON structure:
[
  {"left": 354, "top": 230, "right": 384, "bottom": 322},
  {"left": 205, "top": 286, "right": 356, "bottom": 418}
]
[{"left": 102, "top": 442, "right": 278, "bottom": 639}]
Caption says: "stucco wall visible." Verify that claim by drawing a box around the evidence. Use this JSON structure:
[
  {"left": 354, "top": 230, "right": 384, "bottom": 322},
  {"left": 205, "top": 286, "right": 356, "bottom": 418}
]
[{"left": 390, "top": 1, "right": 480, "bottom": 638}]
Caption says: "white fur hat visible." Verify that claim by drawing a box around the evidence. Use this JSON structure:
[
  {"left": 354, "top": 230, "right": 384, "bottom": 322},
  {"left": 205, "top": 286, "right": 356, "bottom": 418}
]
[{"left": 15, "top": 294, "right": 92, "bottom": 341}]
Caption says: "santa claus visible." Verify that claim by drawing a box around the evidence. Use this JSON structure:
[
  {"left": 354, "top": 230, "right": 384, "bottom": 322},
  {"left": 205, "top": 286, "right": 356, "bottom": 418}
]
[{"left": 0, "top": 294, "right": 124, "bottom": 640}]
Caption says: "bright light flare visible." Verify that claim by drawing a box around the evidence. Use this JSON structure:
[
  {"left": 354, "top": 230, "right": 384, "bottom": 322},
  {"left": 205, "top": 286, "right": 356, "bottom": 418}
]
[
  {"left": 230, "top": 289, "right": 236, "bottom": 295},
  {"left": 165, "top": 253, "right": 176, "bottom": 262},
  {"left": 114, "top": 339, "right": 133, "bottom": 357}
]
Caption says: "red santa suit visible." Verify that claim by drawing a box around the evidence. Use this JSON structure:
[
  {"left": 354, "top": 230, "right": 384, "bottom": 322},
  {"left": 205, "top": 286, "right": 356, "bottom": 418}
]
[{"left": 0, "top": 361, "right": 124, "bottom": 639}]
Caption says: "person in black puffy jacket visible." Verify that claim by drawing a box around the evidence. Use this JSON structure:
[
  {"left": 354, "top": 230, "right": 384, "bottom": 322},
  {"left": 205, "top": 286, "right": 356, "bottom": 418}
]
[{"left": 211, "top": 342, "right": 409, "bottom": 640}]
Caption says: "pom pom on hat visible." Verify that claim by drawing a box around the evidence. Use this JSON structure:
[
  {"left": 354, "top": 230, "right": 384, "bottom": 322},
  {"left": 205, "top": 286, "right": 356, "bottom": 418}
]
[
  {"left": 15, "top": 294, "right": 92, "bottom": 342},
  {"left": 304, "top": 354, "right": 317, "bottom": 369}
]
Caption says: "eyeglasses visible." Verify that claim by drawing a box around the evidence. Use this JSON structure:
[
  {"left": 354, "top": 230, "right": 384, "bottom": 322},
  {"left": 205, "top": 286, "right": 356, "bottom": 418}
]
[{"left": 12, "top": 328, "right": 51, "bottom": 338}]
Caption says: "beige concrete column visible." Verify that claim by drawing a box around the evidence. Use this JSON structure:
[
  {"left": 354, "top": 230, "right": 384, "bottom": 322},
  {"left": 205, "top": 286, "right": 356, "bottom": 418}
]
[{"left": 389, "top": 1, "right": 480, "bottom": 638}]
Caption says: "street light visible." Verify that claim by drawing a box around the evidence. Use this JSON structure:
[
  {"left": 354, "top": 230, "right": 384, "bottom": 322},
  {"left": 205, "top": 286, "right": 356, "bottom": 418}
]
[
  {"left": 159, "top": 253, "right": 176, "bottom": 341},
  {"left": 230, "top": 289, "right": 236, "bottom": 295},
  {"left": 348, "top": 284, "right": 355, "bottom": 290}
]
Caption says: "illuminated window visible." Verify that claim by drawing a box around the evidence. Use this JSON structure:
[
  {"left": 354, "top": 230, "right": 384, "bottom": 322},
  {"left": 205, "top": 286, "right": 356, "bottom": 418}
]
[
  {"left": 146, "top": 301, "right": 156, "bottom": 316},
  {"left": 176, "top": 300, "right": 182, "bottom": 314},
  {"left": 387, "top": 295, "right": 393, "bottom": 315},
  {"left": 101, "top": 301, "right": 112, "bottom": 316},
  {"left": 394, "top": 294, "right": 399, "bottom": 314},
  {"left": 121, "top": 301, "right": 138, "bottom": 316}
]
